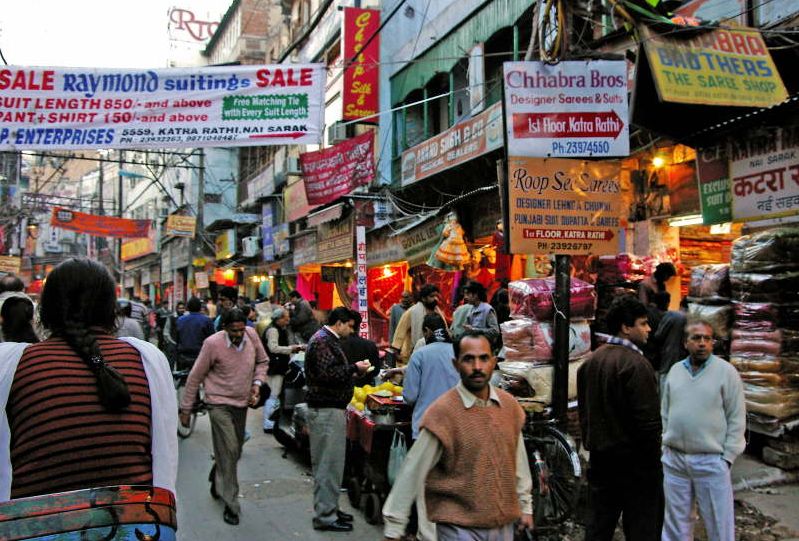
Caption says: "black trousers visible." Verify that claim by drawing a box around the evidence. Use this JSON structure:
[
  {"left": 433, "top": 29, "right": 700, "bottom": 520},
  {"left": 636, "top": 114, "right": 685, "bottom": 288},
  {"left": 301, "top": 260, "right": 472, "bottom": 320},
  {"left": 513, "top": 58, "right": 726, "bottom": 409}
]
[{"left": 584, "top": 450, "right": 664, "bottom": 541}]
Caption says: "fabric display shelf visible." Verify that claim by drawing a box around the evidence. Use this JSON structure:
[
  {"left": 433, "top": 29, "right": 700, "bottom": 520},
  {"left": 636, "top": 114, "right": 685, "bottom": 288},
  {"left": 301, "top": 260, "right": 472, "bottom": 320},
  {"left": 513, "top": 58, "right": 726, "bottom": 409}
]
[
  {"left": 498, "top": 277, "right": 596, "bottom": 408},
  {"left": 729, "top": 227, "right": 799, "bottom": 425}
]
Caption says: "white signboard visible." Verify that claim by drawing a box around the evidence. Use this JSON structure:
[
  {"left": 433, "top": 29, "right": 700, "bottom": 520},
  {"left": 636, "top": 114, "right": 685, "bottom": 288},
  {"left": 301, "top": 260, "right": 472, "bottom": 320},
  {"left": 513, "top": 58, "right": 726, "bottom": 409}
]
[
  {"left": 468, "top": 43, "right": 485, "bottom": 116},
  {"left": 503, "top": 61, "right": 629, "bottom": 158},
  {"left": 730, "top": 126, "right": 799, "bottom": 222},
  {"left": 0, "top": 65, "right": 325, "bottom": 150},
  {"left": 356, "top": 225, "right": 369, "bottom": 339}
]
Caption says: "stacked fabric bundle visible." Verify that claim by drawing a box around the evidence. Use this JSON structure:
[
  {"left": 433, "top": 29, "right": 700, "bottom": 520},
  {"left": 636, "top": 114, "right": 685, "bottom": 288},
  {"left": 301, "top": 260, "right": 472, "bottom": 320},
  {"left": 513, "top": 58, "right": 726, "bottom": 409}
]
[
  {"left": 593, "top": 254, "right": 656, "bottom": 336},
  {"left": 499, "top": 277, "right": 596, "bottom": 404},
  {"left": 687, "top": 264, "right": 733, "bottom": 356},
  {"left": 730, "top": 228, "right": 799, "bottom": 421}
]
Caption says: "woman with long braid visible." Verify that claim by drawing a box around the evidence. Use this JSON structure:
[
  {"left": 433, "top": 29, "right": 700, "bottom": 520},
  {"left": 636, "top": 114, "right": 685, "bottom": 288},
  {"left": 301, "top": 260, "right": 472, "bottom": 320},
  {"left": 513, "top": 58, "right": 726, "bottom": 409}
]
[{"left": 0, "top": 258, "right": 177, "bottom": 501}]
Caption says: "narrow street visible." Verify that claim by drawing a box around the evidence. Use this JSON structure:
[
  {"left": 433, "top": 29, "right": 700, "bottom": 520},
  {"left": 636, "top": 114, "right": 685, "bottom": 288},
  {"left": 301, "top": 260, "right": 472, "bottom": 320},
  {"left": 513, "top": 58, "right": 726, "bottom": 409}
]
[{"left": 175, "top": 409, "right": 382, "bottom": 541}]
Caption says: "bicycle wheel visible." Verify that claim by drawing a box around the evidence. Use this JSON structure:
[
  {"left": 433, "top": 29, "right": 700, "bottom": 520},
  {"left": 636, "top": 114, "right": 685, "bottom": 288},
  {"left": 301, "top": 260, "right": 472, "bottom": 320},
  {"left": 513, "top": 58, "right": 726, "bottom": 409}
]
[
  {"left": 526, "top": 425, "right": 581, "bottom": 527},
  {"left": 175, "top": 376, "right": 197, "bottom": 439}
]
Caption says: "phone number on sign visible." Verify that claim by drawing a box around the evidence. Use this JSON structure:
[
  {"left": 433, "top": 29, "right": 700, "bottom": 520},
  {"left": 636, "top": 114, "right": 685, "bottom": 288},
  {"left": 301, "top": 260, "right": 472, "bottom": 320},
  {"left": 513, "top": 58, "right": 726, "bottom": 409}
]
[
  {"left": 551, "top": 141, "right": 611, "bottom": 155},
  {"left": 545, "top": 242, "right": 594, "bottom": 252}
]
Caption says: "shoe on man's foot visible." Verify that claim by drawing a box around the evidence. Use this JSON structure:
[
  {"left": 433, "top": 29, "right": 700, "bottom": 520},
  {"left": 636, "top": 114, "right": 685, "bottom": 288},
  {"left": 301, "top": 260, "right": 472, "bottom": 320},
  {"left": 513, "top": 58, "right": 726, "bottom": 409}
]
[
  {"left": 337, "top": 510, "right": 354, "bottom": 522},
  {"left": 313, "top": 520, "right": 353, "bottom": 532},
  {"left": 223, "top": 507, "right": 239, "bottom": 525},
  {"left": 263, "top": 426, "right": 273, "bottom": 434}
]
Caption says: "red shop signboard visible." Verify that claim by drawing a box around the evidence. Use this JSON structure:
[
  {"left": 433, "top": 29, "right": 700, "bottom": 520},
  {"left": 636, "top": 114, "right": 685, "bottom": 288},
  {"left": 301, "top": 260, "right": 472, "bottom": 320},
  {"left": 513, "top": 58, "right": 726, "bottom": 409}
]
[{"left": 342, "top": 7, "right": 380, "bottom": 121}]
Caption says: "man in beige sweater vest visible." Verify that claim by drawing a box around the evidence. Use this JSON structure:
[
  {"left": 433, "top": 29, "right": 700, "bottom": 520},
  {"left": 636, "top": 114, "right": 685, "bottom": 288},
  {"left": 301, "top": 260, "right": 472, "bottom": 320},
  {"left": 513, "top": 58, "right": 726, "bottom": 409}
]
[{"left": 382, "top": 332, "right": 534, "bottom": 541}]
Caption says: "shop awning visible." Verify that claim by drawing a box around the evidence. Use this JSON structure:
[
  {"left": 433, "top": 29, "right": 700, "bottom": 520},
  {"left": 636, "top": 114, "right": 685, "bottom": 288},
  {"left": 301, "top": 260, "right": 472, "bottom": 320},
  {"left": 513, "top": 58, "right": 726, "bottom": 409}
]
[{"left": 307, "top": 202, "right": 346, "bottom": 227}]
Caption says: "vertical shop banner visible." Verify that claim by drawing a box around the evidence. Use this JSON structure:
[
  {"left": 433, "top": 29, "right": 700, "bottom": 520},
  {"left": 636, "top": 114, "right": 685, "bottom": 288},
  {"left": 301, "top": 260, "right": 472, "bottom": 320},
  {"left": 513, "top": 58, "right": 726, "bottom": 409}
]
[
  {"left": 356, "top": 225, "right": 369, "bottom": 339},
  {"left": 342, "top": 7, "right": 380, "bottom": 121},
  {"left": 641, "top": 25, "right": 787, "bottom": 107},
  {"left": 401, "top": 102, "right": 503, "bottom": 186},
  {"left": 51, "top": 207, "right": 151, "bottom": 238},
  {"left": 262, "top": 202, "right": 274, "bottom": 262},
  {"left": 729, "top": 126, "right": 799, "bottom": 221},
  {"left": 507, "top": 157, "right": 623, "bottom": 255},
  {"left": 0, "top": 65, "right": 325, "bottom": 150},
  {"left": 284, "top": 179, "right": 318, "bottom": 222},
  {"left": 165, "top": 214, "right": 196, "bottom": 237},
  {"left": 300, "top": 131, "right": 375, "bottom": 205},
  {"left": 215, "top": 229, "right": 236, "bottom": 260},
  {"left": 696, "top": 144, "right": 733, "bottom": 224},
  {"left": 503, "top": 61, "right": 629, "bottom": 158}
]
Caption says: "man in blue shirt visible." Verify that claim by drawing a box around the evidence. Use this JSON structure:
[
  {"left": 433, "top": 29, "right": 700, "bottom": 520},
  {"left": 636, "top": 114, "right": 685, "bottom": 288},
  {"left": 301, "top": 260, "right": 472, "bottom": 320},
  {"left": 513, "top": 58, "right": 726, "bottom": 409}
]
[{"left": 176, "top": 296, "right": 215, "bottom": 369}]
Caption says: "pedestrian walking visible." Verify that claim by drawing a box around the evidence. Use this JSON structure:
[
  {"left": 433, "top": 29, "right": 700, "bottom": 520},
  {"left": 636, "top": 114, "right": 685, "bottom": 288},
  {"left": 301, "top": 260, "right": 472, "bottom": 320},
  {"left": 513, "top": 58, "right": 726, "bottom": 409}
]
[
  {"left": 0, "top": 274, "right": 24, "bottom": 293},
  {"left": 391, "top": 284, "right": 447, "bottom": 365},
  {"left": 661, "top": 319, "right": 746, "bottom": 541},
  {"left": 450, "top": 280, "right": 499, "bottom": 347},
  {"left": 287, "top": 290, "right": 321, "bottom": 342},
  {"left": 382, "top": 331, "right": 533, "bottom": 541},
  {"left": 179, "top": 308, "right": 268, "bottom": 526},
  {"left": 262, "top": 307, "right": 303, "bottom": 433},
  {"left": 0, "top": 291, "right": 39, "bottom": 343},
  {"left": 305, "top": 307, "right": 370, "bottom": 532},
  {"left": 0, "top": 258, "right": 177, "bottom": 501},
  {"left": 214, "top": 286, "right": 238, "bottom": 331},
  {"left": 388, "top": 291, "right": 414, "bottom": 348},
  {"left": 577, "top": 295, "right": 663, "bottom": 541},
  {"left": 400, "top": 312, "right": 460, "bottom": 541},
  {"left": 162, "top": 301, "right": 186, "bottom": 367},
  {"left": 176, "top": 296, "right": 214, "bottom": 369},
  {"left": 116, "top": 299, "right": 145, "bottom": 340},
  {"left": 156, "top": 300, "right": 172, "bottom": 349},
  {"left": 639, "top": 262, "right": 677, "bottom": 307}
]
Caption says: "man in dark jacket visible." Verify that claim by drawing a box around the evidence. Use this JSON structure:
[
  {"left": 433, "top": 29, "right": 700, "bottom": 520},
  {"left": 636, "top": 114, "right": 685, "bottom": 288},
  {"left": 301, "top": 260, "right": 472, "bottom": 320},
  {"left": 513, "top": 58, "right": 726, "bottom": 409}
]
[
  {"left": 176, "top": 296, "right": 215, "bottom": 369},
  {"left": 340, "top": 310, "right": 380, "bottom": 387},
  {"left": 577, "top": 295, "right": 663, "bottom": 541},
  {"left": 287, "top": 290, "right": 320, "bottom": 341},
  {"left": 305, "top": 307, "right": 370, "bottom": 532}
]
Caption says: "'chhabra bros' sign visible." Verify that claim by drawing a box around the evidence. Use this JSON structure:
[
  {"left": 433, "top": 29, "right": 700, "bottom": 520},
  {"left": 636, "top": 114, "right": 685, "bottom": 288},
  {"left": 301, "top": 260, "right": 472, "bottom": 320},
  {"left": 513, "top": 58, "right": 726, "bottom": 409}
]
[
  {"left": 0, "top": 65, "right": 325, "bottom": 150},
  {"left": 342, "top": 7, "right": 380, "bottom": 121}
]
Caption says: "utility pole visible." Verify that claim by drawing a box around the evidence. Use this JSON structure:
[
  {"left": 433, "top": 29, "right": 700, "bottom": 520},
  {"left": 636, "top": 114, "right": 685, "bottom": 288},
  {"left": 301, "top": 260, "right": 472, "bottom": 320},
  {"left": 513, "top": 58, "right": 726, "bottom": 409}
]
[
  {"left": 188, "top": 149, "right": 205, "bottom": 298},
  {"left": 117, "top": 151, "right": 125, "bottom": 285}
]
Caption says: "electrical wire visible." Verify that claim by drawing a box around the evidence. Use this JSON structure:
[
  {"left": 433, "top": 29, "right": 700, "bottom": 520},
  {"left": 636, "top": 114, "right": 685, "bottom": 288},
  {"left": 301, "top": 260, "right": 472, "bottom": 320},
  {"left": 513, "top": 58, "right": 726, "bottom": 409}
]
[{"left": 0, "top": 47, "right": 7, "bottom": 65}]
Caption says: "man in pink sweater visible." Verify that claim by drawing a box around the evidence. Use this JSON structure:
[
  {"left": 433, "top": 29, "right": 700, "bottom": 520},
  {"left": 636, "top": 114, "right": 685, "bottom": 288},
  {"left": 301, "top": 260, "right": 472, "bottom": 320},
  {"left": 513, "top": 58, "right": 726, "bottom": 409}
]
[{"left": 180, "top": 308, "right": 268, "bottom": 526}]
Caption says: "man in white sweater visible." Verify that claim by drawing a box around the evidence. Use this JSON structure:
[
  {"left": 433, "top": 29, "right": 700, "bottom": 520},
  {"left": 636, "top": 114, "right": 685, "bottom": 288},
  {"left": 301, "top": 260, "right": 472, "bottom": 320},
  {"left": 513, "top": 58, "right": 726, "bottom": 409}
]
[{"left": 661, "top": 319, "right": 746, "bottom": 541}]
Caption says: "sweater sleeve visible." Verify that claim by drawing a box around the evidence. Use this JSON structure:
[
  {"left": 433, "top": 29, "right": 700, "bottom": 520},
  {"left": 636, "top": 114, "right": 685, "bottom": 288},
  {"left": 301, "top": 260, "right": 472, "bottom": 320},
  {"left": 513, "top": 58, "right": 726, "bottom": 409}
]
[
  {"left": 402, "top": 350, "right": 422, "bottom": 406},
  {"left": 307, "top": 338, "right": 356, "bottom": 385},
  {"left": 722, "top": 365, "right": 747, "bottom": 464},
  {"left": 180, "top": 341, "right": 213, "bottom": 413},
  {"left": 267, "top": 327, "right": 295, "bottom": 355},
  {"left": 661, "top": 368, "right": 671, "bottom": 438},
  {"left": 250, "top": 328, "right": 269, "bottom": 383}
]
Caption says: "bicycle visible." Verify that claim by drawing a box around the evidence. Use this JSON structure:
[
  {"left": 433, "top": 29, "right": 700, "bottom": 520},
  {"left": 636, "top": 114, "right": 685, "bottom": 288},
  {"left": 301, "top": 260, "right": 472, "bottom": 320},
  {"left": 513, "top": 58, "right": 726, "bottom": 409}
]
[
  {"left": 521, "top": 408, "right": 582, "bottom": 531},
  {"left": 173, "top": 367, "right": 206, "bottom": 439}
]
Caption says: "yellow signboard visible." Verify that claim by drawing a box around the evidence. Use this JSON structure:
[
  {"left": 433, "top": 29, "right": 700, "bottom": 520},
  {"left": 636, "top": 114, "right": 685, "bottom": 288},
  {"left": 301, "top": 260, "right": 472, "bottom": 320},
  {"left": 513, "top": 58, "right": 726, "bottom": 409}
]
[
  {"left": 0, "top": 255, "right": 22, "bottom": 274},
  {"left": 642, "top": 25, "right": 788, "bottom": 107},
  {"left": 165, "top": 214, "right": 196, "bottom": 238},
  {"left": 215, "top": 229, "right": 236, "bottom": 260},
  {"left": 508, "top": 157, "right": 623, "bottom": 256}
]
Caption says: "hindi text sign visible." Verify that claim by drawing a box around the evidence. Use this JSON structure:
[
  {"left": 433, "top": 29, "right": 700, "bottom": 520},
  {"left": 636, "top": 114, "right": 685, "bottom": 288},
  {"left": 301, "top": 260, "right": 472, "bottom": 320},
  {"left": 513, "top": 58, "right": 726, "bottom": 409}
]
[
  {"left": 356, "top": 225, "right": 369, "bottom": 339},
  {"left": 300, "top": 131, "right": 375, "bottom": 205}
]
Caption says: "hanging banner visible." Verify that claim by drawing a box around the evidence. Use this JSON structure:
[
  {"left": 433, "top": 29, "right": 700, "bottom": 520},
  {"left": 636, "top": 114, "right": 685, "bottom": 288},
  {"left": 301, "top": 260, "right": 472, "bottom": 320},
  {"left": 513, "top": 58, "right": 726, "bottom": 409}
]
[
  {"left": 165, "top": 214, "right": 196, "bottom": 237},
  {"left": 507, "top": 157, "right": 623, "bottom": 255},
  {"left": 729, "top": 126, "right": 799, "bottom": 222},
  {"left": 342, "top": 7, "right": 380, "bottom": 121},
  {"left": 262, "top": 202, "right": 275, "bottom": 262},
  {"left": 195, "top": 271, "right": 210, "bottom": 289},
  {"left": 121, "top": 227, "right": 157, "bottom": 261},
  {"left": 215, "top": 229, "right": 236, "bottom": 260},
  {"left": 51, "top": 207, "right": 150, "bottom": 238},
  {"left": 0, "top": 255, "right": 22, "bottom": 274},
  {"left": 696, "top": 144, "right": 733, "bottom": 224},
  {"left": 503, "top": 60, "right": 629, "bottom": 158},
  {"left": 356, "top": 225, "right": 369, "bottom": 339},
  {"left": 0, "top": 64, "right": 325, "bottom": 150},
  {"left": 317, "top": 215, "right": 354, "bottom": 264},
  {"left": 401, "top": 102, "right": 503, "bottom": 186},
  {"left": 300, "top": 131, "right": 375, "bottom": 205},
  {"left": 641, "top": 25, "right": 788, "bottom": 108}
]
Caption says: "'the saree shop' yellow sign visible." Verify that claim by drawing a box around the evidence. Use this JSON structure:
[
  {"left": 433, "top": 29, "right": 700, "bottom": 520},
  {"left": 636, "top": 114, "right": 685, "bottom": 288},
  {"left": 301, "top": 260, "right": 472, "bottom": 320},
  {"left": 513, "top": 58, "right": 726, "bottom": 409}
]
[{"left": 642, "top": 25, "right": 787, "bottom": 108}]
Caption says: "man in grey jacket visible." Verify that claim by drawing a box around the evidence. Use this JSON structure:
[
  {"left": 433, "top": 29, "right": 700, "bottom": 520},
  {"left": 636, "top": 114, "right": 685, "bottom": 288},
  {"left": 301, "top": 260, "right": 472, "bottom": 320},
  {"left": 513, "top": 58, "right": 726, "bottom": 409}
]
[
  {"left": 287, "top": 290, "right": 320, "bottom": 341},
  {"left": 661, "top": 319, "right": 746, "bottom": 541}
]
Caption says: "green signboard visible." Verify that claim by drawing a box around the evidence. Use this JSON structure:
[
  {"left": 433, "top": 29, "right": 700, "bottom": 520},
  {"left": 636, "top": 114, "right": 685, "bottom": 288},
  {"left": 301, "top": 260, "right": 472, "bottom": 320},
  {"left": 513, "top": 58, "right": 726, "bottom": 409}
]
[{"left": 696, "top": 145, "right": 733, "bottom": 224}]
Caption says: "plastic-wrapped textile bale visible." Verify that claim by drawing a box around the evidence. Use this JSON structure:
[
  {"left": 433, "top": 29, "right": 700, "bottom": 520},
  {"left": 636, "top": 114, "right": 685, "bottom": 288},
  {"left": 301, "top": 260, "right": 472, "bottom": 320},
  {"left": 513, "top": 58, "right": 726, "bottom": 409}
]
[
  {"left": 508, "top": 277, "right": 596, "bottom": 321},
  {"left": 731, "top": 356, "right": 799, "bottom": 374},
  {"left": 731, "top": 329, "right": 799, "bottom": 357},
  {"left": 733, "top": 302, "right": 781, "bottom": 332},
  {"left": 500, "top": 318, "right": 592, "bottom": 363},
  {"left": 730, "top": 227, "right": 799, "bottom": 273},
  {"left": 742, "top": 382, "right": 799, "bottom": 419},
  {"left": 497, "top": 356, "right": 586, "bottom": 405},
  {"left": 596, "top": 253, "right": 654, "bottom": 284},
  {"left": 730, "top": 271, "right": 799, "bottom": 304},
  {"left": 688, "top": 303, "right": 733, "bottom": 340},
  {"left": 688, "top": 264, "right": 731, "bottom": 303}
]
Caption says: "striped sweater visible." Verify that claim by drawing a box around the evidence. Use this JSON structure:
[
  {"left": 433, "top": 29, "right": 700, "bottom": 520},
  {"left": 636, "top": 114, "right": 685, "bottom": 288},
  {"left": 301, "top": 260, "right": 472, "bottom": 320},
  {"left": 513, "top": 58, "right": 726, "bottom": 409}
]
[{"left": 7, "top": 335, "right": 153, "bottom": 498}]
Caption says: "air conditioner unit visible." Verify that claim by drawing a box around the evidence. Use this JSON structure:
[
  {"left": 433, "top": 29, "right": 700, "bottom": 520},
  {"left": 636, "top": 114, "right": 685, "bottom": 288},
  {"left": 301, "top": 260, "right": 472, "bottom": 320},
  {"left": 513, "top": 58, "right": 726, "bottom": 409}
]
[
  {"left": 327, "top": 122, "right": 350, "bottom": 145},
  {"left": 242, "top": 236, "right": 261, "bottom": 258},
  {"left": 286, "top": 156, "right": 302, "bottom": 176}
]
